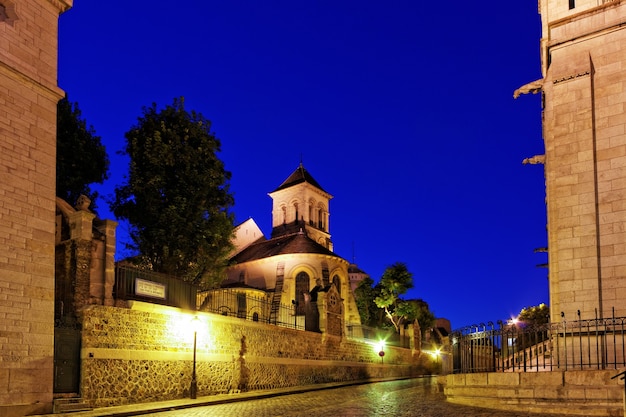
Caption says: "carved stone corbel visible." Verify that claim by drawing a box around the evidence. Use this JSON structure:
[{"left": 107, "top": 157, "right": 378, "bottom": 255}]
[
  {"left": 514, "top": 78, "right": 544, "bottom": 99},
  {"left": 522, "top": 154, "right": 545, "bottom": 165}
]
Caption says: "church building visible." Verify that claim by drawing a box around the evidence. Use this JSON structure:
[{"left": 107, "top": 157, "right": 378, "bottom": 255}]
[{"left": 215, "top": 163, "right": 362, "bottom": 332}]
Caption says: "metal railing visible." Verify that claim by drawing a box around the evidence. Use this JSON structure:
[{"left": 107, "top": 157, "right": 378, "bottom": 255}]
[
  {"left": 114, "top": 267, "right": 417, "bottom": 344},
  {"left": 197, "top": 289, "right": 304, "bottom": 330},
  {"left": 114, "top": 265, "right": 198, "bottom": 310},
  {"left": 451, "top": 313, "right": 626, "bottom": 373}
]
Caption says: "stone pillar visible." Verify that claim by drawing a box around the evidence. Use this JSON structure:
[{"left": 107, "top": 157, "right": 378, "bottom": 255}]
[
  {"left": 100, "top": 220, "right": 118, "bottom": 306},
  {"left": 0, "top": 0, "right": 73, "bottom": 414},
  {"left": 68, "top": 210, "right": 96, "bottom": 241}
]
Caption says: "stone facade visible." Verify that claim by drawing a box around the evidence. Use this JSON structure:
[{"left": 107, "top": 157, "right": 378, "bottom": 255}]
[
  {"left": 532, "top": 0, "right": 626, "bottom": 320},
  {"left": 0, "top": 0, "right": 71, "bottom": 415},
  {"left": 222, "top": 164, "right": 363, "bottom": 333},
  {"left": 80, "top": 302, "right": 426, "bottom": 408}
]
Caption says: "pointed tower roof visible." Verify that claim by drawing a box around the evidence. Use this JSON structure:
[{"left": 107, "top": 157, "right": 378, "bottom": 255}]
[{"left": 272, "top": 163, "right": 327, "bottom": 193}]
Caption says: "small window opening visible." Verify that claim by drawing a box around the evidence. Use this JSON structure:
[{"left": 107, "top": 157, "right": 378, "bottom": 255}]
[{"left": 568, "top": 0, "right": 575, "bottom": 9}]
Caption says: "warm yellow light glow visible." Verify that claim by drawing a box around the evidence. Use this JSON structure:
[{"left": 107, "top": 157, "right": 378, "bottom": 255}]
[
  {"left": 375, "top": 340, "right": 386, "bottom": 353},
  {"left": 190, "top": 315, "right": 201, "bottom": 333},
  {"left": 162, "top": 311, "right": 209, "bottom": 346},
  {"left": 429, "top": 347, "right": 442, "bottom": 359}
]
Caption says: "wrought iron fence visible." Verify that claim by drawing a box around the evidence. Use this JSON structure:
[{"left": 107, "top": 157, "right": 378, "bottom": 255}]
[
  {"left": 197, "top": 289, "right": 304, "bottom": 330},
  {"left": 114, "top": 267, "right": 418, "bottom": 342},
  {"left": 114, "top": 265, "right": 198, "bottom": 310},
  {"left": 451, "top": 312, "right": 626, "bottom": 373}
]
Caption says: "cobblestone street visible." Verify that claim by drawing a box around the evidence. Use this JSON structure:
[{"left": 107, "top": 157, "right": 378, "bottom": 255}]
[{"left": 142, "top": 378, "right": 577, "bottom": 417}]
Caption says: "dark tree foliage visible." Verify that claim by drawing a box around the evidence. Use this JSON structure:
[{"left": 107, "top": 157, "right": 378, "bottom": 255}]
[
  {"left": 111, "top": 98, "right": 235, "bottom": 288},
  {"left": 56, "top": 96, "right": 109, "bottom": 209},
  {"left": 404, "top": 299, "right": 436, "bottom": 337},
  {"left": 354, "top": 277, "right": 382, "bottom": 327}
]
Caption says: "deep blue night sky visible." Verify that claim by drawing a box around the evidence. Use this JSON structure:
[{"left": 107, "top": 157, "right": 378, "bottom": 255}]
[{"left": 58, "top": 1, "right": 548, "bottom": 329}]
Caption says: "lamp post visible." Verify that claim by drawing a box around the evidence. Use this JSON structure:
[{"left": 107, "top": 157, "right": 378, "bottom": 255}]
[
  {"left": 377, "top": 340, "right": 386, "bottom": 364},
  {"left": 190, "top": 316, "right": 199, "bottom": 399}
]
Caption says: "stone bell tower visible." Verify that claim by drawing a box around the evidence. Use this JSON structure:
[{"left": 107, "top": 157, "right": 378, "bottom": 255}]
[
  {"left": 268, "top": 163, "right": 333, "bottom": 250},
  {"left": 0, "top": 0, "right": 72, "bottom": 414},
  {"left": 517, "top": 0, "right": 626, "bottom": 321}
]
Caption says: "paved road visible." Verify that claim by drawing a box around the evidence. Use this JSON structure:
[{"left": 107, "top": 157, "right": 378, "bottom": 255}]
[{"left": 142, "top": 378, "right": 575, "bottom": 417}]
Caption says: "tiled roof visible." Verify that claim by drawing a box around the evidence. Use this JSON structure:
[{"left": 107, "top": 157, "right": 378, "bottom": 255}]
[
  {"left": 270, "top": 219, "right": 308, "bottom": 238},
  {"left": 272, "top": 163, "right": 327, "bottom": 193},
  {"left": 348, "top": 263, "right": 367, "bottom": 274},
  {"left": 230, "top": 231, "right": 340, "bottom": 263}
]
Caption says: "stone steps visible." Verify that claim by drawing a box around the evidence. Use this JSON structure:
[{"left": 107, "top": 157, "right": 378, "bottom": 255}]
[{"left": 53, "top": 398, "right": 92, "bottom": 414}]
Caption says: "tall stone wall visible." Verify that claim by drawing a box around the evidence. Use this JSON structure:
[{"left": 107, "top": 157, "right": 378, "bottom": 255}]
[
  {"left": 0, "top": 0, "right": 71, "bottom": 415},
  {"left": 538, "top": 0, "right": 626, "bottom": 320},
  {"left": 81, "top": 302, "right": 425, "bottom": 407}
]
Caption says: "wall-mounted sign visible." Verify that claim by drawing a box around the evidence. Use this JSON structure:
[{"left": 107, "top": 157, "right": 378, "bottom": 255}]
[{"left": 135, "top": 278, "right": 166, "bottom": 300}]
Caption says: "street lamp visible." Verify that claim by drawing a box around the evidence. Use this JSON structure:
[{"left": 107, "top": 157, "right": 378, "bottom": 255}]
[{"left": 190, "top": 316, "right": 200, "bottom": 399}]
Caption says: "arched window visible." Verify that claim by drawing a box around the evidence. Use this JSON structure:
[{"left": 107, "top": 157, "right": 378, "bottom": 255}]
[
  {"left": 332, "top": 275, "right": 341, "bottom": 295},
  {"left": 281, "top": 206, "right": 287, "bottom": 224},
  {"left": 295, "top": 271, "right": 309, "bottom": 315},
  {"left": 252, "top": 312, "right": 259, "bottom": 322},
  {"left": 318, "top": 208, "right": 324, "bottom": 229},
  {"left": 294, "top": 202, "right": 299, "bottom": 223},
  {"left": 238, "top": 270, "right": 245, "bottom": 283}
]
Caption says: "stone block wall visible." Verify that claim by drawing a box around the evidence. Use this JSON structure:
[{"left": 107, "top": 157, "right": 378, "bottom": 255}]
[
  {"left": 538, "top": 0, "right": 626, "bottom": 320},
  {"left": 441, "top": 370, "right": 624, "bottom": 416},
  {"left": 0, "top": 0, "right": 71, "bottom": 415},
  {"left": 80, "top": 302, "right": 425, "bottom": 407}
]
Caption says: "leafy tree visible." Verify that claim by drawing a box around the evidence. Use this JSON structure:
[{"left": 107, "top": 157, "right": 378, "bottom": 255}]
[
  {"left": 354, "top": 277, "right": 382, "bottom": 327},
  {"left": 504, "top": 303, "right": 550, "bottom": 353},
  {"left": 111, "top": 97, "right": 235, "bottom": 288},
  {"left": 374, "top": 262, "right": 415, "bottom": 332},
  {"left": 56, "top": 96, "right": 109, "bottom": 209},
  {"left": 518, "top": 303, "right": 550, "bottom": 327}
]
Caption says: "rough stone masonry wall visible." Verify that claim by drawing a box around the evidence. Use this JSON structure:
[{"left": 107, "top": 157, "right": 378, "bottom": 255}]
[
  {"left": 0, "top": 0, "right": 71, "bottom": 416},
  {"left": 441, "top": 370, "right": 624, "bottom": 416},
  {"left": 81, "top": 302, "right": 424, "bottom": 407}
]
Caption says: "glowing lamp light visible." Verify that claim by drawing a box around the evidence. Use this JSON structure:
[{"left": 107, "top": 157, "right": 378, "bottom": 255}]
[
  {"left": 430, "top": 347, "right": 442, "bottom": 360},
  {"left": 190, "top": 315, "right": 201, "bottom": 333},
  {"left": 375, "top": 340, "right": 386, "bottom": 364}
]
